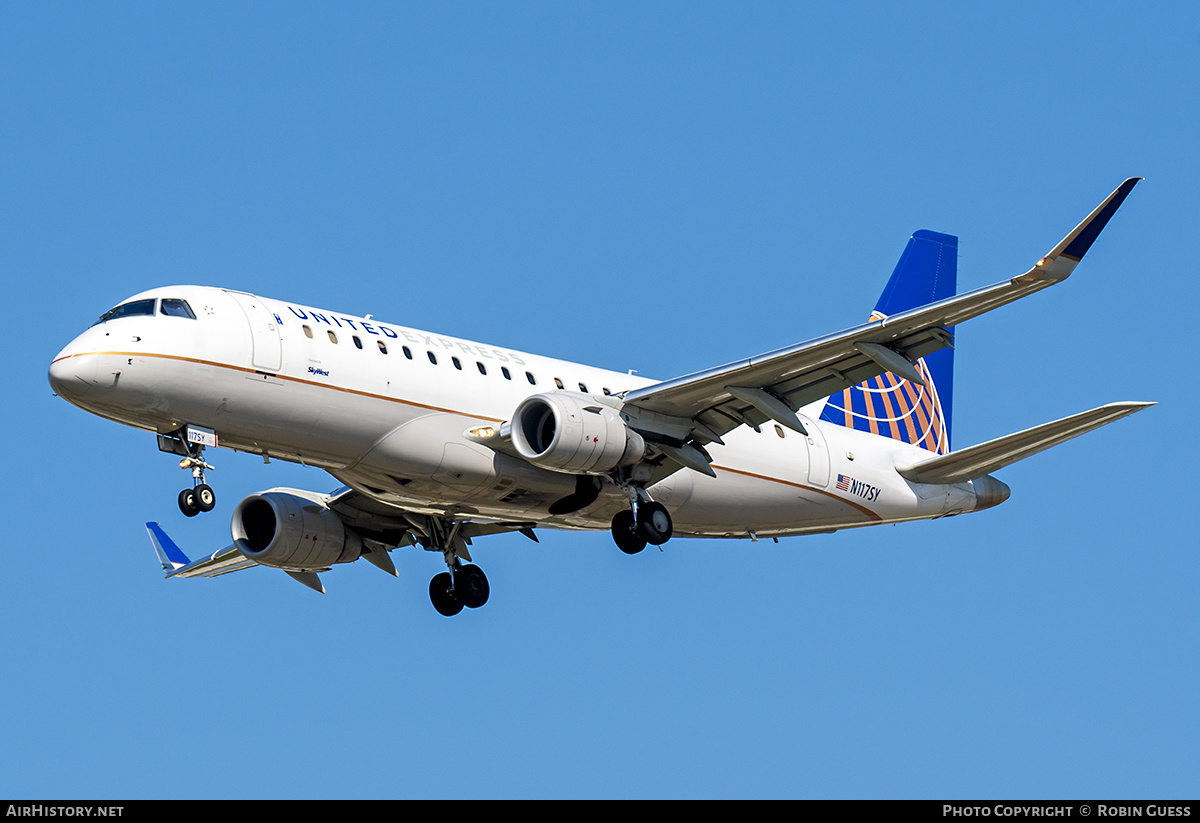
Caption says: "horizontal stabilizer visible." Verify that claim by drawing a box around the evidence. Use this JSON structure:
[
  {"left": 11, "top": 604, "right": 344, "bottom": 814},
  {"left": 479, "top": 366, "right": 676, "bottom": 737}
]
[{"left": 895, "top": 401, "right": 1154, "bottom": 485}]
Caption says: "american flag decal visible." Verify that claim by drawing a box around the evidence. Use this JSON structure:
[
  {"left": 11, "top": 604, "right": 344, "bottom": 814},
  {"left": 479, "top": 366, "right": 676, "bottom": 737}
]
[{"left": 834, "top": 472, "right": 882, "bottom": 502}]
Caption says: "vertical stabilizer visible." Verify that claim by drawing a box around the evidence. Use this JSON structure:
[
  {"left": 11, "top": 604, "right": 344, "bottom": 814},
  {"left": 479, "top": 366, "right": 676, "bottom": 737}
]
[{"left": 820, "top": 230, "right": 958, "bottom": 453}]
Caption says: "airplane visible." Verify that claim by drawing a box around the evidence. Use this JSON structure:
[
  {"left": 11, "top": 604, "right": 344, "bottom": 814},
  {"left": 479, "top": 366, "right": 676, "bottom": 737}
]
[{"left": 48, "top": 178, "right": 1151, "bottom": 615}]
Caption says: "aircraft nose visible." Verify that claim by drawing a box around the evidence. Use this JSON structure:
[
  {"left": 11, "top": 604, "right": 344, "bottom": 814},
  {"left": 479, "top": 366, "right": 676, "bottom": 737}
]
[
  {"left": 49, "top": 352, "right": 80, "bottom": 398},
  {"left": 48, "top": 346, "right": 97, "bottom": 403}
]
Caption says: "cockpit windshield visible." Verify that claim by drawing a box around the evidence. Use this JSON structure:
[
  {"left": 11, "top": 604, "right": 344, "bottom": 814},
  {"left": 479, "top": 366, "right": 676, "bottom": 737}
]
[
  {"left": 93, "top": 297, "right": 197, "bottom": 326},
  {"left": 160, "top": 298, "right": 196, "bottom": 319},
  {"left": 94, "top": 299, "right": 156, "bottom": 325}
]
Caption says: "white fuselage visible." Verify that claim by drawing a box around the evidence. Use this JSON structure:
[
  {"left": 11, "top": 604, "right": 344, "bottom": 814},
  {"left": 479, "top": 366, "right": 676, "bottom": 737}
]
[{"left": 49, "top": 285, "right": 985, "bottom": 539}]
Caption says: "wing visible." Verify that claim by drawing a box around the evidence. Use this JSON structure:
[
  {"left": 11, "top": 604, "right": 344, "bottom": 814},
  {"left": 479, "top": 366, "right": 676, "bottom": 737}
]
[
  {"left": 146, "top": 487, "right": 541, "bottom": 592},
  {"left": 621, "top": 178, "right": 1141, "bottom": 461},
  {"left": 147, "top": 521, "right": 256, "bottom": 578}
]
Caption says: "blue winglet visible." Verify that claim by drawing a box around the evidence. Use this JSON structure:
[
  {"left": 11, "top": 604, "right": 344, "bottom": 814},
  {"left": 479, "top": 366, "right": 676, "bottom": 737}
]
[
  {"left": 146, "top": 522, "right": 191, "bottom": 571},
  {"left": 1060, "top": 177, "right": 1140, "bottom": 261}
]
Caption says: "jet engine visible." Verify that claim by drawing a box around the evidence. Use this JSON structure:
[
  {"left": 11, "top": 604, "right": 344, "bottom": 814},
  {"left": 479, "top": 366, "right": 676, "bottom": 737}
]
[
  {"left": 510, "top": 392, "right": 646, "bottom": 474},
  {"left": 231, "top": 491, "right": 362, "bottom": 570}
]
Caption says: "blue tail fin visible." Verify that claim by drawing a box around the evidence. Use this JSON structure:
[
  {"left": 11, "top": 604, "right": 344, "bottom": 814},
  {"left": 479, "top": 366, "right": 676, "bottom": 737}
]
[{"left": 820, "top": 230, "right": 958, "bottom": 454}]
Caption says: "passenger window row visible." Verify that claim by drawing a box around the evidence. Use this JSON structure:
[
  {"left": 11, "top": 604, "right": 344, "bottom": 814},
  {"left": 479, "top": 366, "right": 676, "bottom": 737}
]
[{"left": 300, "top": 323, "right": 610, "bottom": 394}]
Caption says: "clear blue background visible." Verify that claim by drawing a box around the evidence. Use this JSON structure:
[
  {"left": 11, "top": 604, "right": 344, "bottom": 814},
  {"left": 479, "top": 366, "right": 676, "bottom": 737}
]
[{"left": 4, "top": 2, "right": 1195, "bottom": 799}]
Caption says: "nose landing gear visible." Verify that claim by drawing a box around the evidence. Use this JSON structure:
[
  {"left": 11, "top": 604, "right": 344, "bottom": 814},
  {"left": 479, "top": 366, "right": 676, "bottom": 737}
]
[
  {"left": 159, "top": 425, "right": 218, "bottom": 517},
  {"left": 176, "top": 442, "right": 217, "bottom": 517},
  {"left": 178, "top": 481, "right": 216, "bottom": 518}
]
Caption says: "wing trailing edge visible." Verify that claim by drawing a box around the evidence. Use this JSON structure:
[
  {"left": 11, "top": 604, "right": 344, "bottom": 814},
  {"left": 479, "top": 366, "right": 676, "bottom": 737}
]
[{"left": 894, "top": 401, "right": 1154, "bottom": 485}]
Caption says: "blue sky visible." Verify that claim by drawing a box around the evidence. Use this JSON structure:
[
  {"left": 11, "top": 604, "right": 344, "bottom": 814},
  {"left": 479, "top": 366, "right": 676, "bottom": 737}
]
[{"left": 4, "top": 2, "right": 1197, "bottom": 799}]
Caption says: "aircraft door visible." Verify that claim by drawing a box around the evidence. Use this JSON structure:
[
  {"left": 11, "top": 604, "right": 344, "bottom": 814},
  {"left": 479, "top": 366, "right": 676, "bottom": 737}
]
[
  {"left": 801, "top": 414, "right": 830, "bottom": 487},
  {"left": 224, "top": 290, "right": 283, "bottom": 372}
]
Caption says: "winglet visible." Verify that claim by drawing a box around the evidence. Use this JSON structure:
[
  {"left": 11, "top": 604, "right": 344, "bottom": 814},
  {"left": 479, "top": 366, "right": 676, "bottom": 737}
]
[
  {"left": 146, "top": 522, "right": 190, "bottom": 572},
  {"left": 1016, "top": 177, "right": 1141, "bottom": 284}
]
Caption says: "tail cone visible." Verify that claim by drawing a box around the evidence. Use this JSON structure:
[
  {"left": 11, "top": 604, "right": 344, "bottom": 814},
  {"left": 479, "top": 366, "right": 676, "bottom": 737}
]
[{"left": 972, "top": 475, "right": 1011, "bottom": 511}]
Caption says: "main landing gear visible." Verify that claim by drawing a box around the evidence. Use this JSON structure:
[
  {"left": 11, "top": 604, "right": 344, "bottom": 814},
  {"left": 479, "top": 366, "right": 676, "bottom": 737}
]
[
  {"left": 413, "top": 516, "right": 491, "bottom": 617},
  {"left": 610, "top": 489, "right": 673, "bottom": 555},
  {"left": 429, "top": 561, "right": 490, "bottom": 617}
]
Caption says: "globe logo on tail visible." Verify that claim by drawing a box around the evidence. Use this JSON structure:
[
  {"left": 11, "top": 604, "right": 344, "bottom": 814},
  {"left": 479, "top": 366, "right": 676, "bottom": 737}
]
[{"left": 819, "top": 352, "right": 950, "bottom": 455}]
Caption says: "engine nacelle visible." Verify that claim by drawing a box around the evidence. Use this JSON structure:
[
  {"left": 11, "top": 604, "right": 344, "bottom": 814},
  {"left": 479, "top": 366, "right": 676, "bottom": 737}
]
[
  {"left": 510, "top": 392, "right": 646, "bottom": 474},
  {"left": 231, "top": 490, "right": 362, "bottom": 571}
]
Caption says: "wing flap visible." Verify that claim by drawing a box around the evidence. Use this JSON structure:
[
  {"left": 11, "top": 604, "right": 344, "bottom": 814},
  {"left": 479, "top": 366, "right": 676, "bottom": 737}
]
[
  {"left": 895, "top": 401, "right": 1154, "bottom": 485},
  {"left": 169, "top": 548, "right": 259, "bottom": 578},
  {"left": 325, "top": 485, "right": 540, "bottom": 542}
]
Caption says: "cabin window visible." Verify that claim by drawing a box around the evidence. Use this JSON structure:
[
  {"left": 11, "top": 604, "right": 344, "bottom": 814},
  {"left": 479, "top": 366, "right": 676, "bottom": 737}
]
[
  {"left": 501, "top": 367, "right": 511, "bottom": 380},
  {"left": 159, "top": 299, "right": 196, "bottom": 319},
  {"left": 775, "top": 425, "right": 786, "bottom": 439},
  {"left": 477, "top": 362, "right": 487, "bottom": 375},
  {"left": 327, "top": 330, "right": 338, "bottom": 344},
  {"left": 427, "top": 351, "right": 438, "bottom": 365},
  {"left": 302, "top": 325, "right": 313, "bottom": 339},
  {"left": 602, "top": 388, "right": 611, "bottom": 395},
  {"left": 452, "top": 356, "right": 462, "bottom": 370},
  {"left": 554, "top": 377, "right": 564, "bottom": 390},
  {"left": 377, "top": 340, "right": 388, "bottom": 354},
  {"left": 353, "top": 336, "right": 363, "bottom": 349},
  {"left": 578, "top": 382, "right": 588, "bottom": 393},
  {"left": 526, "top": 371, "right": 536, "bottom": 385},
  {"left": 403, "top": 346, "right": 413, "bottom": 359}
]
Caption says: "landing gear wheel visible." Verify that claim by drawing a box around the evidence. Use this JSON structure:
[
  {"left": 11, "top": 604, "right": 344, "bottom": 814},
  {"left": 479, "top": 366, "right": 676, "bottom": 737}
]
[
  {"left": 457, "top": 564, "right": 490, "bottom": 609},
  {"left": 429, "top": 572, "right": 463, "bottom": 616},
  {"left": 178, "top": 488, "right": 200, "bottom": 517},
  {"left": 636, "top": 502, "right": 673, "bottom": 545},
  {"left": 194, "top": 484, "right": 216, "bottom": 512},
  {"left": 611, "top": 510, "right": 646, "bottom": 554}
]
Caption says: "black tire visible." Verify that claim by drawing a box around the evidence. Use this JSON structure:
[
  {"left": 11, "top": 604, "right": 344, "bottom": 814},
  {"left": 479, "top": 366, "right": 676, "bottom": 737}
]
[
  {"left": 611, "top": 510, "right": 646, "bottom": 554},
  {"left": 636, "top": 502, "right": 673, "bottom": 545},
  {"left": 429, "top": 572, "right": 463, "bottom": 616},
  {"left": 194, "top": 484, "right": 216, "bottom": 512},
  {"left": 457, "top": 564, "right": 490, "bottom": 609},
  {"left": 178, "top": 488, "right": 200, "bottom": 518}
]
